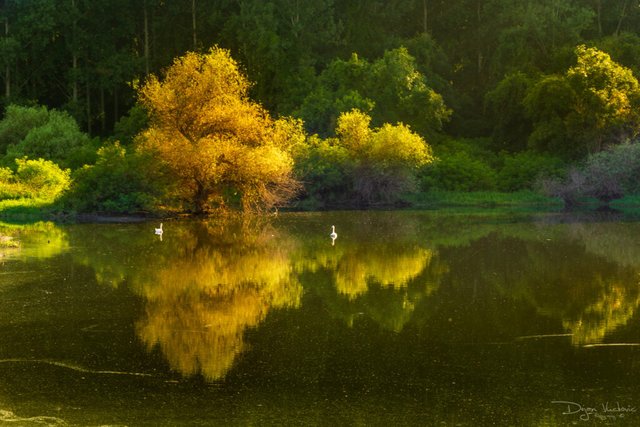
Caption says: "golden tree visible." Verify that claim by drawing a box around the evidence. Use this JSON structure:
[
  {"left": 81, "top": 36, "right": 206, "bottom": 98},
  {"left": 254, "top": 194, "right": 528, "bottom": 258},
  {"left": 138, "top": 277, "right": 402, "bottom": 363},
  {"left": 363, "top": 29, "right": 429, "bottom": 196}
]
[
  {"left": 334, "top": 109, "right": 433, "bottom": 204},
  {"left": 137, "top": 47, "right": 301, "bottom": 213}
]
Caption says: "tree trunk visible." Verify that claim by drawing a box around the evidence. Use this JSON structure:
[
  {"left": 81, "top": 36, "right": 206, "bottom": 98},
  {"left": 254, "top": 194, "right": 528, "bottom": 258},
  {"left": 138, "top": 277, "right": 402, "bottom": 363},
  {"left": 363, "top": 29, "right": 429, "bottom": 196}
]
[
  {"left": 144, "top": 0, "right": 150, "bottom": 75},
  {"left": 615, "top": 0, "right": 628, "bottom": 36},
  {"left": 4, "top": 18, "right": 9, "bottom": 98},
  {"left": 422, "top": 0, "right": 428, "bottom": 34},
  {"left": 113, "top": 87, "right": 118, "bottom": 126},
  {"left": 86, "top": 82, "right": 92, "bottom": 135},
  {"left": 476, "top": 0, "right": 483, "bottom": 75},
  {"left": 71, "top": 0, "right": 78, "bottom": 103},
  {"left": 192, "top": 0, "right": 197, "bottom": 49},
  {"left": 193, "top": 180, "right": 208, "bottom": 214},
  {"left": 100, "top": 86, "right": 106, "bottom": 134},
  {"left": 596, "top": 0, "right": 602, "bottom": 37}
]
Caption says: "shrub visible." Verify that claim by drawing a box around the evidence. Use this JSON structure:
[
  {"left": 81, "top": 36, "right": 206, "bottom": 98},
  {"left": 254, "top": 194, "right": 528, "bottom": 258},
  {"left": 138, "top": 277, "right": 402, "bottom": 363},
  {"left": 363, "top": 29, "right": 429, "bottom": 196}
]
[
  {"left": 582, "top": 142, "right": 640, "bottom": 201},
  {"left": 0, "top": 166, "right": 21, "bottom": 199},
  {"left": 497, "top": 151, "right": 565, "bottom": 191},
  {"left": 540, "top": 142, "right": 640, "bottom": 205},
  {"left": 0, "top": 104, "right": 97, "bottom": 169},
  {"left": 0, "top": 105, "right": 49, "bottom": 154},
  {"left": 63, "top": 142, "right": 167, "bottom": 213},
  {"left": 293, "top": 135, "right": 352, "bottom": 208},
  {"left": 294, "top": 110, "right": 434, "bottom": 206},
  {"left": 0, "top": 158, "right": 70, "bottom": 201},
  {"left": 15, "top": 158, "right": 71, "bottom": 199},
  {"left": 421, "top": 152, "right": 497, "bottom": 192}
]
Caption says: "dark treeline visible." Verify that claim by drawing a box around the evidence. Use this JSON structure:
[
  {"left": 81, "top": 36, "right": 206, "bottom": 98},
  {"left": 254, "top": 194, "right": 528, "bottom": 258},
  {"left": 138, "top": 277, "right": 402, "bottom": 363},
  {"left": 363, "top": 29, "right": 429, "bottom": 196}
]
[
  {"left": 1, "top": 0, "right": 638, "bottom": 137},
  {"left": 1, "top": 0, "right": 640, "bottom": 213}
]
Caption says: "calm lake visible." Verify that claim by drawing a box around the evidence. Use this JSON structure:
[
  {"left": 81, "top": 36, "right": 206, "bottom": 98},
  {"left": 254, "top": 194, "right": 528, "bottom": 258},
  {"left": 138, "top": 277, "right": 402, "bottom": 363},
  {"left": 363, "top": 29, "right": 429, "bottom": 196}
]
[{"left": 1, "top": 210, "right": 640, "bottom": 426}]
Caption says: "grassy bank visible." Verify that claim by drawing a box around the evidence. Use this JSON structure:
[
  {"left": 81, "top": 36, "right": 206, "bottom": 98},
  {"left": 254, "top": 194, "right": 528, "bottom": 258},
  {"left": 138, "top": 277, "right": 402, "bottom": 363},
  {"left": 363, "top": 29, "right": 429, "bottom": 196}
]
[
  {"left": 4, "top": 191, "right": 640, "bottom": 220},
  {"left": 0, "top": 198, "right": 59, "bottom": 220},
  {"left": 406, "top": 191, "right": 564, "bottom": 209}
]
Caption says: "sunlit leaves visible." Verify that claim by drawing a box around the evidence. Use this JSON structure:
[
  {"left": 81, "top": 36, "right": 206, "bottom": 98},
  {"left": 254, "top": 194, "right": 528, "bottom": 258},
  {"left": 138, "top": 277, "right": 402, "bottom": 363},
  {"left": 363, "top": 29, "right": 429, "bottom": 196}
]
[
  {"left": 566, "top": 45, "right": 639, "bottom": 140},
  {"left": 137, "top": 47, "right": 300, "bottom": 213},
  {"left": 335, "top": 109, "right": 372, "bottom": 154},
  {"left": 334, "top": 109, "right": 433, "bottom": 204},
  {"left": 294, "top": 109, "right": 434, "bottom": 207},
  {"left": 0, "top": 158, "right": 70, "bottom": 201},
  {"left": 524, "top": 45, "right": 640, "bottom": 158}
]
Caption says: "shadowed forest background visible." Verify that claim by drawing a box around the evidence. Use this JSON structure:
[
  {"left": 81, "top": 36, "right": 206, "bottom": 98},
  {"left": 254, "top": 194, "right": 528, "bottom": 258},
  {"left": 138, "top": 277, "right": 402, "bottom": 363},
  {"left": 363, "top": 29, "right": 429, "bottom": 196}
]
[{"left": 1, "top": 0, "right": 640, "bottom": 214}]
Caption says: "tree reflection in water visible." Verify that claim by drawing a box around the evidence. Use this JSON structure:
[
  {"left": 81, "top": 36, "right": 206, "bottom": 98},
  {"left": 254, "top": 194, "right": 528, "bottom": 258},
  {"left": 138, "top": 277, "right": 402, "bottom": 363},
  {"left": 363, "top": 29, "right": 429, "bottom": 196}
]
[
  {"left": 0, "top": 221, "right": 68, "bottom": 260},
  {"left": 290, "top": 217, "right": 443, "bottom": 332},
  {"left": 133, "top": 220, "right": 302, "bottom": 381},
  {"left": 61, "top": 211, "right": 640, "bottom": 382}
]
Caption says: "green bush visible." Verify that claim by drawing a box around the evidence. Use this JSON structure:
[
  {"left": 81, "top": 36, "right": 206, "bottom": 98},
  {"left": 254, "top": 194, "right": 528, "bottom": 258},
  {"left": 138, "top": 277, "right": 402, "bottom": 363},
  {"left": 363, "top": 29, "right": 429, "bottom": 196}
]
[
  {"left": 113, "top": 104, "right": 149, "bottom": 145},
  {"left": 540, "top": 142, "right": 640, "bottom": 205},
  {"left": 0, "top": 105, "right": 49, "bottom": 154},
  {"left": 421, "top": 152, "right": 497, "bottom": 192},
  {"left": 431, "top": 137, "right": 499, "bottom": 166},
  {"left": 0, "top": 158, "right": 70, "bottom": 201},
  {"left": 293, "top": 135, "right": 352, "bottom": 208},
  {"left": 0, "top": 104, "right": 97, "bottom": 169},
  {"left": 63, "top": 142, "right": 167, "bottom": 213},
  {"left": 497, "top": 151, "right": 565, "bottom": 191}
]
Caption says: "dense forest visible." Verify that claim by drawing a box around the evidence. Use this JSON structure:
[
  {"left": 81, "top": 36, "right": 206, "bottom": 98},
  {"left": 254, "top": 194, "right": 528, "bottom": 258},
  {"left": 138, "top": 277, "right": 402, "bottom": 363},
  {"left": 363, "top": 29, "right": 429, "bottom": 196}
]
[{"left": 1, "top": 0, "right": 640, "bottom": 214}]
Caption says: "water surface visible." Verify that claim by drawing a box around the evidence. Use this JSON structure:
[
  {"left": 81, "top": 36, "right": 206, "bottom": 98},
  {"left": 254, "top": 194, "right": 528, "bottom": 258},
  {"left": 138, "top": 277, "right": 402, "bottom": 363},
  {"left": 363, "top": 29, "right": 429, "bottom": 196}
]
[{"left": 1, "top": 210, "right": 640, "bottom": 425}]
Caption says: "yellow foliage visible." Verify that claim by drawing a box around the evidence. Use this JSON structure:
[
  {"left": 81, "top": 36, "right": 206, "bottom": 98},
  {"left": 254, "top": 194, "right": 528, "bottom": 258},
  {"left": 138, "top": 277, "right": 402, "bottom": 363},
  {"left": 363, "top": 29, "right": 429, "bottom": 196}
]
[
  {"left": 335, "top": 109, "right": 433, "bottom": 169},
  {"left": 335, "top": 109, "right": 372, "bottom": 154},
  {"left": 566, "top": 45, "right": 640, "bottom": 145},
  {"left": 331, "top": 109, "right": 434, "bottom": 203},
  {"left": 563, "top": 280, "right": 640, "bottom": 345},
  {"left": 137, "top": 47, "right": 300, "bottom": 213},
  {"left": 370, "top": 123, "right": 434, "bottom": 168},
  {"left": 334, "top": 247, "right": 433, "bottom": 300},
  {"left": 133, "top": 221, "right": 302, "bottom": 380}
]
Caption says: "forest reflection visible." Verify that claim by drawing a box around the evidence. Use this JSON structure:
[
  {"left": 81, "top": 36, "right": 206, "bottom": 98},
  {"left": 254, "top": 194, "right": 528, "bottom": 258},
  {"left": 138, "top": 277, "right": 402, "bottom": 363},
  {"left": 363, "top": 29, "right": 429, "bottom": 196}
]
[
  {"left": 0, "top": 221, "right": 68, "bottom": 260},
  {"left": 49, "top": 212, "right": 640, "bottom": 380}
]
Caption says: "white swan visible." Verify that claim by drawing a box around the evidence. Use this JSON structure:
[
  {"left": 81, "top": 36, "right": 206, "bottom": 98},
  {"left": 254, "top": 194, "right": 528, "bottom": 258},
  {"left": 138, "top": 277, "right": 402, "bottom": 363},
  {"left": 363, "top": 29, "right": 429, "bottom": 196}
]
[
  {"left": 155, "top": 223, "right": 163, "bottom": 235},
  {"left": 330, "top": 225, "right": 337, "bottom": 245}
]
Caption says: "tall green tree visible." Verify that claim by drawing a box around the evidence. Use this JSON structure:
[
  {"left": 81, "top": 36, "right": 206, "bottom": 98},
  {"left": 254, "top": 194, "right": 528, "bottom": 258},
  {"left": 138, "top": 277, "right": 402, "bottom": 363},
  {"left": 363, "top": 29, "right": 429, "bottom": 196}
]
[
  {"left": 491, "top": 0, "right": 594, "bottom": 75},
  {"left": 297, "top": 47, "right": 450, "bottom": 138},
  {"left": 221, "top": 0, "right": 341, "bottom": 114},
  {"left": 525, "top": 45, "right": 640, "bottom": 158},
  {"left": 484, "top": 72, "right": 533, "bottom": 151},
  {"left": 565, "top": 45, "right": 640, "bottom": 151}
]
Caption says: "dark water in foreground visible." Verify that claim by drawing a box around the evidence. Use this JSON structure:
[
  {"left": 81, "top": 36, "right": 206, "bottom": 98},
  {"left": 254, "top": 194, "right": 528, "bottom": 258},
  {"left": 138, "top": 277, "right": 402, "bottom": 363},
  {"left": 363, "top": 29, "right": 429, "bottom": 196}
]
[{"left": 1, "top": 210, "right": 640, "bottom": 426}]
